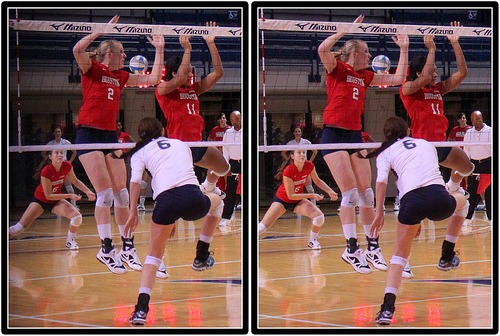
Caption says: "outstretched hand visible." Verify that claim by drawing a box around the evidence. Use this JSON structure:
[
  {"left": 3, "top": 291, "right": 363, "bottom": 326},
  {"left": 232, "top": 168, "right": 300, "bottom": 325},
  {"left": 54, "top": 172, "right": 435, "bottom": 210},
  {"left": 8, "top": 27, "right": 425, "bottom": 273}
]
[
  {"left": 447, "top": 21, "right": 462, "bottom": 43},
  {"left": 203, "top": 21, "right": 218, "bottom": 43},
  {"left": 392, "top": 34, "right": 409, "bottom": 49},
  {"left": 147, "top": 35, "right": 165, "bottom": 49},
  {"left": 179, "top": 35, "right": 192, "bottom": 51},
  {"left": 424, "top": 35, "right": 436, "bottom": 51}
]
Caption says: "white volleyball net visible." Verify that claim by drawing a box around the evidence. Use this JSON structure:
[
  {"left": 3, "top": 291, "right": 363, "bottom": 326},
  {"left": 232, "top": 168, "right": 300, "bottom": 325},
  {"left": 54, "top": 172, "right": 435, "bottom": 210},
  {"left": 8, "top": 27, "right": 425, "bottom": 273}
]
[
  {"left": 257, "top": 9, "right": 493, "bottom": 206},
  {"left": 8, "top": 8, "right": 243, "bottom": 206}
]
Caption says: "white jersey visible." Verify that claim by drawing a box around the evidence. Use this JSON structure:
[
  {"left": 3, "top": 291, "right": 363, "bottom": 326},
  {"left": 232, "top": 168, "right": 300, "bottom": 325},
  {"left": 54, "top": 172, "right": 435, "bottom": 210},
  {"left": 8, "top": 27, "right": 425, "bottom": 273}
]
[
  {"left": 376, "top": 137, "right": 444, "bottom": 198},
  {"left": 46, "top": 138, "right": 72, "bottom": 161},
  {"left": 130, "top": 137, "right": 199, "bottom": 199},
  {"left": 286, "top": 138, "right": 312, "bottom": 146}
]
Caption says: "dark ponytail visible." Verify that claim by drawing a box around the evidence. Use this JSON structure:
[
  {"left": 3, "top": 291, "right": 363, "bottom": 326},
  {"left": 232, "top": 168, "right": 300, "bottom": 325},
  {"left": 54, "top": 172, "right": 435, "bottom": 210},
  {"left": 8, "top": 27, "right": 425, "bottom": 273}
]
[
  {"left": 164, "top": 56, "right": 182, "bottom": 81},
  {"left": 358, "top": 116, "right": 409, "bottom": 159},
  {"left": 115, "top": 117, "right": 164, "bottom": 160},
  {"left": 274, "top": 152, "right": 293, "bottom": 180},
  {"left": 33, "top": 151, "right": 52, "bottom": 180},
  {"left": 407, "top": 56, "right": 426, "bottom": 81}
]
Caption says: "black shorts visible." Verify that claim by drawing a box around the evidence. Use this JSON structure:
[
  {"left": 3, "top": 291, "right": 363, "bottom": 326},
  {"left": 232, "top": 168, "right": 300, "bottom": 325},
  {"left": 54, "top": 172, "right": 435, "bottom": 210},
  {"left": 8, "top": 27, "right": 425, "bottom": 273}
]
[
  {"left": 398, "top": 184, "right": 456, "bottom": 225},
  {"left": 191, "top": 147, "right": 208, "bottom": 163},
  {"left": 152, "top": 184, "right": 211, "bottom": 225},
  {"left": 273, "top": 195, "right": 299, "bottom": 212},
  {"left": 436, "top": 147, "right": 452, "bottom": 163},
  {"left": 320, "top": 126, "right": 363, "bottom": 156},
  {"left": 31, "top": 197, "right": 57, "bottom": 212},
  {"left": 75, "top": 127, "right": 119, "bottom": 156}
]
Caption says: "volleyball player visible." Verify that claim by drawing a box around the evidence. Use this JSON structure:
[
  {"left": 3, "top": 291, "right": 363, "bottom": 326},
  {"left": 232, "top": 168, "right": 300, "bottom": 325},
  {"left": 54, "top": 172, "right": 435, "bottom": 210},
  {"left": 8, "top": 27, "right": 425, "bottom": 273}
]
[
  {"left": 155, "top": 24, "right": 230, "bottom": 200},
  {"left": 361, "top": 116, "right": 468, "bottom": 325},
  {"left": 400, "top": 26, "right": 474, "bottom": 194},
  {"left": 117, "top": 117, "right": 223, "bottom": 325},
  {"left": 9, "top": 150, "right": 95, "bottom": 249},
  {"left": 259, "top": 149, "right": 338, "bottom": 249},
  {"left": 72, "top": 15, "right": 165, "bottom": 274},
  {"left": 448, "top": 113, "right": 472, "bottom": 142},
  {"left": 317, "top": 15, "right": 409, "bottom": 273},
  {"left": 46, "top": 126, "right": 78, "bottom": 207}
]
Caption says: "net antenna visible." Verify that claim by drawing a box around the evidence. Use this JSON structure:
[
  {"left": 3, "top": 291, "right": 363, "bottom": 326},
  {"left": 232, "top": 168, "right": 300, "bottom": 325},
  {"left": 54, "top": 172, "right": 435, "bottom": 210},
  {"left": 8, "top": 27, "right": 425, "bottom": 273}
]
[{"left": 260, "top": 8, "right": 268, "bottom": 149}]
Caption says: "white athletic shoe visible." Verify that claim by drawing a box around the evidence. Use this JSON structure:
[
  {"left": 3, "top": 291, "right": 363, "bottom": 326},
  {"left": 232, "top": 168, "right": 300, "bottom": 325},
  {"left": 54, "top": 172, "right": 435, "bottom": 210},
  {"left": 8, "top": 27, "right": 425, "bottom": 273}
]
[
  {"left": 137, "top": 203, "right": 146, "bottom": 212},
  {"left": 156, "top": 259, "right": 169, "bottom": 279},
  {"left": 219, "top": 218, "right": 230, "bottom": 227},
  {"left": 65, "top": 240, "right": 79, "bottom": 250},
  {"left": 118, "top": 247, "right": 143, "bottom": 271},
  {"left": 342, "top": 248, "right": 372, "bottom": 274},
  {"left": 402, "top": 264, "right": 414, "bottom": 278},
  {"left": 200, "top": 184, "right": 226, "bottom": 200},
  {"left": 308, "top": 240, "right": 321, "bottom": 250},
  {"left": 364, "top": 247, "right": 388, "bottom": 271},
  {"left": 96, "top": 248, "right": 127, "bottom": 274}
]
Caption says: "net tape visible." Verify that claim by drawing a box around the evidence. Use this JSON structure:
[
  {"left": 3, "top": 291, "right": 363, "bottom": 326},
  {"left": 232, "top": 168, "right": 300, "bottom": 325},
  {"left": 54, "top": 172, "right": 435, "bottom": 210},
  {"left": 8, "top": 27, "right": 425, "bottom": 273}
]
[
  {"left": 259, "top": 142, "right": 489, "bottom": 152},
  {"left": 259, "top": 19, "right": 492, "bottom": 37},
  {"left": 10, "top": 20, "right": 242, "bottom": 37},
  {"left": 10, "top": 141, "right": 241, "bottom": 153}
]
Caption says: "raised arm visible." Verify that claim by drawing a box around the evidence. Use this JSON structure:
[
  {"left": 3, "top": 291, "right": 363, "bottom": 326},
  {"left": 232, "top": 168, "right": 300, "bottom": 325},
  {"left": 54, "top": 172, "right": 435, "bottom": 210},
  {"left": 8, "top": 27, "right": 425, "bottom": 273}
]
[
  {"left": 126, "top": 35, "right": 165, "bottom": 87},
  {"left": 318, "top": 15, "right": 364, "bottom": 73},
  {"left": 371, "top": 34, "right": 409, "bottom": 87},
  {"left": 157, "top": 35, "right": 192, "bottom": 96},
  {"left": 441, "top": 21, "right": 468, "bottom": 94},
  {"left": 73, "top": 15, "right": 120, "bottom": 74},
  {"left": 198, "top": 22, "right": 224, "bottom": 94},
  {"left": 401, "top": 35, "right": 436, "bottom": 96}
]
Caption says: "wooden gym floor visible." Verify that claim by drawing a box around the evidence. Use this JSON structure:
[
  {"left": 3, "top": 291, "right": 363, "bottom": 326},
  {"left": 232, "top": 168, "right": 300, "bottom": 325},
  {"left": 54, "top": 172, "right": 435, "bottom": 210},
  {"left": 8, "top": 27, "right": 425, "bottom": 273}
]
[
  {"left": 8, "top": 203, "right": 242, "bottom": 329},
  {"left": 258, "top": 203, "right": 492, "bottom": 329}
]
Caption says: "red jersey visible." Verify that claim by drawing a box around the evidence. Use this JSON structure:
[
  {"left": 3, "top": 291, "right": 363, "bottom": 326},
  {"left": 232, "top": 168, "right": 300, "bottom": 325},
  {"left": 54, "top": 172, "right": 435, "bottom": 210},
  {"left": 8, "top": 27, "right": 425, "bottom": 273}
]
[
  {"left": 361, "top": 132, "right": 371, "bottom": 143},
  {"left": 323, "top": 60, "right": 375, "bottom": 131},
  {"left": 156, "top": 83, "right": 205, "bottom": 141},
  {"left": 209, "top": 125, "right": 231, "bottom": 141},
  {"left": 118, "top": 131, "right": 132, "bottom": 152},
  {"left": 78, "top": 60, "right": 130, "bottom": 131},
  {"left": 34, "top": 161, "right": 72, "bottom": 203},
  {"left": 275, "top": 161, "right": 314, "bottom": 203},
  {"left": 449, "top": 125, "right": 472, "bottom": 141},
  {"left": 400, "top": 82, "right": 448, "bottom": 141}
]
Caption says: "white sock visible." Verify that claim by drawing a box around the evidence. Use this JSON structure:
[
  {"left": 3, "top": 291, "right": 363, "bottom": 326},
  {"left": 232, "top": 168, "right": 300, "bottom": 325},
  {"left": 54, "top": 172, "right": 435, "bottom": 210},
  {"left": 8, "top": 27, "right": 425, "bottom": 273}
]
[
  {"left": 97, "top": 223, "right": 112, "bottom": 240},
  {"left": 363, "top": 224, "right": 373, "bottom": 238},
  {"left": 67, "top": 230, "right": 76, "bottom": 242},
  {"left": 9, "top": 223, "right": 25, "bottom": 236},
  {"left": 445, "top": 234, "right": 459, "bottom": 243},
  {"left": 342, "top": 223, "right": 357, "bottom": 240},
  {"left": 202, "top": 179, "right": 215, "bottom": 192},
  {"left": 385, "top": 286, "right": 398, "bottom": 295},
  {"left": 258, "top": 222, "right": 267, "bottom": 234},
  {"left": 139, "top": 287, "right": 152, "bottom": 296},
  {"left": 446, "top": 179, "right": 460, "bottom": 192},
  {"left": 200, "top": 234, "right": 213, "bottom": 244},
  {"left": 309, "top": 230, "right": 319, "bottom": 242}
]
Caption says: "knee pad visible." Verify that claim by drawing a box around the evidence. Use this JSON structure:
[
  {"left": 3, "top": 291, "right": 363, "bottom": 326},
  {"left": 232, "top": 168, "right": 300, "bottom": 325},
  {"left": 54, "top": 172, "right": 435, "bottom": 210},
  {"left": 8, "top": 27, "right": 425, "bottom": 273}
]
[
  {"left": 358, "top": 188, "right": 374, "bottom": 208},
  {"left": 455, "top": 163, "right": 475, "bottom": 177},
  {"left": 208, "top": 199, "right": 224, "bottom": 218},
  {"left": 113, "top": 188, "right": 130, "bottom": 208},
  {"left": 70, "top": 215, "right": 82, "bottom": 228},
  {"left": 210, "top": 164, "right": 231, "bottom": 178},
  {"left": 389, "top": 255, "right": 408, "bottom": 268},
  {"left": 144, "top": 255, "right": 163, "bottom": 268},
  {"left": 96, "top": 188, "right": 113, "bottom": 208},
  {"left": 341, "top": 188, "right": 359, "bottom": 208},
  {"left": 140, "top": 180, "right": 148, "bottom": 190},
  {"left": 454, "top": 200, "right": 469, "bottom": 218},
  {"left": 311, "top": 214, "right": 325, "bottom": 227}
]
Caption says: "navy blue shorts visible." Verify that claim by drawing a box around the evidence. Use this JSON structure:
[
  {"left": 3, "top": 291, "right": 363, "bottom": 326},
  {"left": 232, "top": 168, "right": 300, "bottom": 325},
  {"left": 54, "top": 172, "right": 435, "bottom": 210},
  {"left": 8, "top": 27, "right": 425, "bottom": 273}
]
[
  {"left": 398, "top": 184, "right": 456, "bottom": 225},
  {"left": 152, "top": 184, "right": 211, "bottom": 225},
  {"left": 75, "top": 127, "right": 119, "bottom": 156},
  {"left": 191, "top": 147, "right": 208, "bottom": 163},
  {"left": 273, "top": 195, "right": 299, "bottom": 212},
  {"left": 31, "top": 197, "right": 57, "bottom": 212},
  {"left": 436, "top": 147, "right": 452, "bottom": 163},
  {"left": 321, "top": 127, "right": 363, "bottom": 156}
]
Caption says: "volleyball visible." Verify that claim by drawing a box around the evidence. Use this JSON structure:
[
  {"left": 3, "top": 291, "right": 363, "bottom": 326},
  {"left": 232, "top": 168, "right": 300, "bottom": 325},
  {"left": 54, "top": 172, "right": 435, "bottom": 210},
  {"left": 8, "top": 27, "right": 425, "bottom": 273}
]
[
  {"left": 129, "top": 55, "right": 148, "bottom": 74},
  {"left": 372, "top": 55, "right": 391, "bottom": 74}
]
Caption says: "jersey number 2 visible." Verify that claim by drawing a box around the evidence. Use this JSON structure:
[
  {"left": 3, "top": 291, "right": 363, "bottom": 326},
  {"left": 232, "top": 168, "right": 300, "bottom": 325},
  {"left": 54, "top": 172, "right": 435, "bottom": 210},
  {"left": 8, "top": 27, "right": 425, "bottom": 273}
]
[
  {"left": 108, "top": 88, "right": 114, "bottom": 101},
  {"left": 353, "top": 87, "right": 359, "bottom": 101}
]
